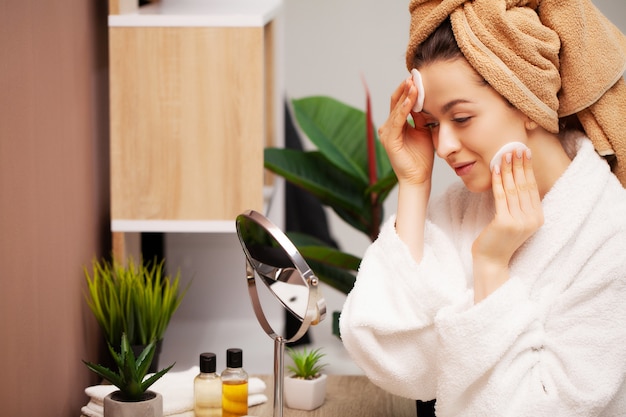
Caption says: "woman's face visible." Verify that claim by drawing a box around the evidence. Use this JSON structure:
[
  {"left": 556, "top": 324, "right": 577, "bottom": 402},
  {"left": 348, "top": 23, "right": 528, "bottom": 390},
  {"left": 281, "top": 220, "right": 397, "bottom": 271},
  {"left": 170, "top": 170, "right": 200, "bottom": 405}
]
[{"left": 419, "top": 58, "right": 530, "bottom": 192}]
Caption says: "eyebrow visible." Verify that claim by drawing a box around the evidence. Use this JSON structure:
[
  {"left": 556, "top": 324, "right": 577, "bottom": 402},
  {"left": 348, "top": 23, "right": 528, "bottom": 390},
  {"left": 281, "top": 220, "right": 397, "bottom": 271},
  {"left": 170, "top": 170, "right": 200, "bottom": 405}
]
[{"left": 422, "top": 98, "right": 474, "bottom": 115}]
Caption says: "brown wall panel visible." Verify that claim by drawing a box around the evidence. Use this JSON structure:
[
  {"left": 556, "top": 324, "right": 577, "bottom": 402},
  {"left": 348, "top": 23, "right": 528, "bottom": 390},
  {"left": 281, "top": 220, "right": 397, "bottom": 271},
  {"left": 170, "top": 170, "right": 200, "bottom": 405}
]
[{"left": 0, "top": 0, "right": 110, "bottom": 415}]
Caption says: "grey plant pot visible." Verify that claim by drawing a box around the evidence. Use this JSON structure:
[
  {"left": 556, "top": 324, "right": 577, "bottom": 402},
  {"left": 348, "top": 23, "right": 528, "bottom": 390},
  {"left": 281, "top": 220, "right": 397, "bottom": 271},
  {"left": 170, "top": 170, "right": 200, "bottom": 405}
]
[{"left": 104, "top": 390, "right": 163, "bottom": 417}]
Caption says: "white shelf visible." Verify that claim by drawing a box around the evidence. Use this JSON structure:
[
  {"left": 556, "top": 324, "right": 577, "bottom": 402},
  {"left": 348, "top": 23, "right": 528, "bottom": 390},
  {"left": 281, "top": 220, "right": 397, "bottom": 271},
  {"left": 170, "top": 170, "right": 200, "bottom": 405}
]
[
  {"left": 111, "top": 185, "right": 278, "bottom": 233},
  {"left": 112, "top": 219, "right": 237, "bottom": 233},
  {"left": 109, "top": 0, "right": 282, "bottom": 27}
]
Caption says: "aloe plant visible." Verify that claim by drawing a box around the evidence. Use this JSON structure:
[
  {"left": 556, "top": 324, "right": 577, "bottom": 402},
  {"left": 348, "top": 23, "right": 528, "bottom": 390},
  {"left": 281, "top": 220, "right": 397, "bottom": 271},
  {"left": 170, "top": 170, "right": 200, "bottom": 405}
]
[
  {"left": 265, "top": 91, "right": 397, "bottom": 294},
  {"left": 286, "top": 346, "right": 327, "bottom": 380},
  {"left": 83, "top": 333, "right": 174, "bottom": 401},
  {"left": 84, "top": 256, "right": 188, "bottom": 348}
]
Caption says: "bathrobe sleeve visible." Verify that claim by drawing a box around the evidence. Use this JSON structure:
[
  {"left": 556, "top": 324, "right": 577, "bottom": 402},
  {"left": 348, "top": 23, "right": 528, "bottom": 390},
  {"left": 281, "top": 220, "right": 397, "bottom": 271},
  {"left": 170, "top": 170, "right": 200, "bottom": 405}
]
[{"left": 339, "top": 185, "right": 474, "bottom": 400}]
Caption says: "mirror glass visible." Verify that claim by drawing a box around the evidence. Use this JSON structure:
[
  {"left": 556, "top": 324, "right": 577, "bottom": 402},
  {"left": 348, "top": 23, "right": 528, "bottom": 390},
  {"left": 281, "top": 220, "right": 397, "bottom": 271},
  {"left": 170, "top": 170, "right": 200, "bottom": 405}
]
[{"left": 236, "top": 209, "right": 326, "bottom": 343}]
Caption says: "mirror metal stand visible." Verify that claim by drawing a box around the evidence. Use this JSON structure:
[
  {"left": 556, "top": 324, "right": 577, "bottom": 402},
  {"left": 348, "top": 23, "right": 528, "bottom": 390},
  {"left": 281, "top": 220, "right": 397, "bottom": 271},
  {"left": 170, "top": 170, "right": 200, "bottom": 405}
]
[
  {"left": 236, "top": 210, "right": 326, "bottom": 417},
  {"left": 274, "top": 337, "right": 285, "bottom": 417}
]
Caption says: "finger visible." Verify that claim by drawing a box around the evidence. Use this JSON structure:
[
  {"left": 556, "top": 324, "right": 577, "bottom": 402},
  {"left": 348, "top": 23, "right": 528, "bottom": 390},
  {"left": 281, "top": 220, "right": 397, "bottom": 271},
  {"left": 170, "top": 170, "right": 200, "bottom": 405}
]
[
  {"left": 379, "top": 80, "right": 416, "bottom": 151},
  {"left": 411, "top": 111, "right": 431, "bottom": 135},
  {"left": 389, "top": 77, "right": 411, "bottom": 112},
  {"left": 522, "top": 148, "right": 541, "bottom": 209},
  {"left": 500, "top": 152, "right": 522, "bottom": 216},
  {"left": 512, "top": 147, "right": 533, "bottom": 213},
  {"left": 491, "top": 161, "right": 509, "bottom": 216},
  {"left": 386, "top": 83, "right": 416, "bottom": 134}
]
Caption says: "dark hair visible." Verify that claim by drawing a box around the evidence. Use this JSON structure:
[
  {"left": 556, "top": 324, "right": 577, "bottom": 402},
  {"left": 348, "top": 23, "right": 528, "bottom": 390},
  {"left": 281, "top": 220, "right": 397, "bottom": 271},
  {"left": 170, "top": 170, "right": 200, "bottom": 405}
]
[
  {"left": 558, "top": 114, "right": 584, "bottom": 133},
  {"left": 411, "top": 18, "right": 463, "bottom": 69}
]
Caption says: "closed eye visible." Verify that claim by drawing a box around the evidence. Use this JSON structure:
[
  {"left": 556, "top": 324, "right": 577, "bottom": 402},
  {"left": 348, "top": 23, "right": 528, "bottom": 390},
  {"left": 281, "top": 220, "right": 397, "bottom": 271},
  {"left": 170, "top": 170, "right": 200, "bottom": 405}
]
[{"left": 453, "top": 116, "right": 471, "bottom": 124}]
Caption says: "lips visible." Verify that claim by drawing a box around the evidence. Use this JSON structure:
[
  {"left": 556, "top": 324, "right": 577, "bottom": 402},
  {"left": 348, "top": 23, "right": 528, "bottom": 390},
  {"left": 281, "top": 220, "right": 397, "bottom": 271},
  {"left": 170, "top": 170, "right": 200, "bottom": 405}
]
[{"left": 453, "top": 162, "right": 475, "bottom": 176}]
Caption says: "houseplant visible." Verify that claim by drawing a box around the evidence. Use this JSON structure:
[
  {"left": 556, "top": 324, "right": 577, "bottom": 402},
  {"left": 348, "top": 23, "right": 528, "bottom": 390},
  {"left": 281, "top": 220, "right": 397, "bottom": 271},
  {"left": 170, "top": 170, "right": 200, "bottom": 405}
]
[
  {"left": 265, "top": 91, "right": 398, "bottom": 335},
  {"left": 265, "top": 93, "right": 398, "bottom": 296},
  {"left": 84, "top": 256, "right": 188, "bottom": 370},
  {"left": 83, "top": 333, "right": 175, "bottom": 417},
  {"left": 284, "top": 347, "right": 328, "bottom": 410}
]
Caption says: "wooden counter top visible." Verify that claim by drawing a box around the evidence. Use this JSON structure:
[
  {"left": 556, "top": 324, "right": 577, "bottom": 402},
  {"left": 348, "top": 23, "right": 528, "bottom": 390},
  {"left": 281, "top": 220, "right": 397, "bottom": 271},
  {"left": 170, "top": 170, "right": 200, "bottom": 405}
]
[{"left": 248, "top": 374, "right": 416, "bottom": 417}]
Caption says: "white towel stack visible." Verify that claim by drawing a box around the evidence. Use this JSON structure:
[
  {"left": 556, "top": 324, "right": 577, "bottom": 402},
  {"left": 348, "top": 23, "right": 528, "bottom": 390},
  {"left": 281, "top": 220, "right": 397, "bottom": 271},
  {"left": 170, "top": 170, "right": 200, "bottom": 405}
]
[{"left": 81, "top": 367, "right": 267, "bottom": 417}]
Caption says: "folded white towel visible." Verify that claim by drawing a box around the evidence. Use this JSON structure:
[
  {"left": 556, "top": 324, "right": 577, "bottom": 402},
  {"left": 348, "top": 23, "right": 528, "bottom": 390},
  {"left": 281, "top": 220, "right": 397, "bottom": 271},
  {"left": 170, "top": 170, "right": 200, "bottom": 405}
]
[
  {"left": 248, "top": 393, "right": 269, "bottom": 407},
  {"left": 80, "top": 405, "right": 100, "bottom": 417},
  {"left": 83, "top": 367, "right": 267, "bottom": 417}
]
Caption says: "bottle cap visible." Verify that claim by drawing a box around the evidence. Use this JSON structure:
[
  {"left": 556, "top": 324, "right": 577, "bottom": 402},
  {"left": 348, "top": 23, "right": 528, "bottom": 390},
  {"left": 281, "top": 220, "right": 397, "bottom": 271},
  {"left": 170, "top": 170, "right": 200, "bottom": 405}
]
[
  {"left": 226, "top": 348, "right": 243, "bottom": 368},
  {"left": 199, "top": 352, "right": 216, "bottom": 373}
]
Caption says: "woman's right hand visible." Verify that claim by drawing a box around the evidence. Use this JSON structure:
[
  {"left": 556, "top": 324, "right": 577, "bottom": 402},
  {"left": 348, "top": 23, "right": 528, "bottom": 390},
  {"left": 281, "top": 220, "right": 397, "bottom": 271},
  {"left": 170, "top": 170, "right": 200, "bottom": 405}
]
[{"left": 379, "top": 76, "right": 434, "bottom": 186}]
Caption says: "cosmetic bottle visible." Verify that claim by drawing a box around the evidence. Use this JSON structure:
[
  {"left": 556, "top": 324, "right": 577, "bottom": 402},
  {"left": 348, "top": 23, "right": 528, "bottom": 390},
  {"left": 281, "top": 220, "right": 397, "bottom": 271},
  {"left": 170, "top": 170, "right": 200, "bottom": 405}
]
[
  {"left": 194, "top": 352, "right": 222, "bottom": 417},
  {"left": 221, "top": 348, "right": 248, "bottom": 417}
]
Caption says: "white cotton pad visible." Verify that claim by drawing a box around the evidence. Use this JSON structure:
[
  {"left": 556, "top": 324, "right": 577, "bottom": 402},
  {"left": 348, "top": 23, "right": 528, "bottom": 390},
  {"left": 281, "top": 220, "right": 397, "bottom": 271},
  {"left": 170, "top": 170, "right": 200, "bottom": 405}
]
[
  {"left": 489, "top": 141, "right": 529, "bottom": 171},
  {"left": 411, "top": 68, "right": 425, "bottom": 112}
]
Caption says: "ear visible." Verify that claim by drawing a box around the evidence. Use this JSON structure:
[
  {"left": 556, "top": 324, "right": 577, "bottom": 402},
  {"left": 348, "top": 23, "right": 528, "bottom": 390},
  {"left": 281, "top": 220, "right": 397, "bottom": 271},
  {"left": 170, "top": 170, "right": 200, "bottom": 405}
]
[{"left": 524, "top": 118, "right": 538, "bottom": 131}]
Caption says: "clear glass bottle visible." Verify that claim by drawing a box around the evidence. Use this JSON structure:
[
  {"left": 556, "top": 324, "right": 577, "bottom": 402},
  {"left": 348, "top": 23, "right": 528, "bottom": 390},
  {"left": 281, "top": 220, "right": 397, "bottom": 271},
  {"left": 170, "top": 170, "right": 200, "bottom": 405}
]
[
  {"left": 221, "top": 348, "right": 248, "bottom": 417},
  {"left": 194, "top": 352, "right": 222, "bottom": 417}
]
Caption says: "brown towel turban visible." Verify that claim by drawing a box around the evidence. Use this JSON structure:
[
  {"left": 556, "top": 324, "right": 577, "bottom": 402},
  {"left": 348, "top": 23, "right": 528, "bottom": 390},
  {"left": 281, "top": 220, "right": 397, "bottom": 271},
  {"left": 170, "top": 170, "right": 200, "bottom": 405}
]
[{"left": 406, "top": 0, "right": 626, "bottom": 186}]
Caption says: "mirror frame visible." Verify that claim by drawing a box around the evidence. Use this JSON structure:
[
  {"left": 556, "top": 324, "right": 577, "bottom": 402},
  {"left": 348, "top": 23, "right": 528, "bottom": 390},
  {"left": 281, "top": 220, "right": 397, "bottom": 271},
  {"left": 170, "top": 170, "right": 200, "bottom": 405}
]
[
  {"left": 235, "top": 209, "right": 326, "bottom": 417},
  {"left": 236, "top": 209, "right": 326, "bottom": 342}
]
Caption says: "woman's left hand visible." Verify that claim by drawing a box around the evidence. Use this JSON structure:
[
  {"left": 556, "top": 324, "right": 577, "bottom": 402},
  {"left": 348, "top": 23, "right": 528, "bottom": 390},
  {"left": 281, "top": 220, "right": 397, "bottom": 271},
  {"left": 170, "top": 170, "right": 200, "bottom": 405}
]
[{"left": 472, "top": 148, "right": 544, "bottom": 302}]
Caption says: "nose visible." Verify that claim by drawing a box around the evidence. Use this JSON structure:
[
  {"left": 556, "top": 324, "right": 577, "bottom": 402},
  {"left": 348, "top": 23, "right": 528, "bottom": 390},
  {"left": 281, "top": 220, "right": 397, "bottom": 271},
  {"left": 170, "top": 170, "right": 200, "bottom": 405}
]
[{"left": 435, "top": 123, "right": 461, "bottom": 159}]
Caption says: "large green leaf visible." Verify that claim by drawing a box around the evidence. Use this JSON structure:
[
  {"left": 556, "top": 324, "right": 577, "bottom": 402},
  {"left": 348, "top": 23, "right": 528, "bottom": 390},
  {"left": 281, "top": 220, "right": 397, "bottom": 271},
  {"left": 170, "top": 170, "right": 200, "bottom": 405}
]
[
  {"left": 367, "top": 170, "right": 398, "bottom": 206},
  {"left": 265, "top": 148, "right": 369, "bottom": 215},
  {"left": 292, "top": 96, "right": 391, "bottom": 183},
  {"left": 304, "top": 258, "right": 357, "bottom": 295},
  {"left": 287, "top": 232, "right": 359, "bottom": 294},
  {"left": 331, "top": 205, "right": 374, "bottom": 237},
  {"left": 287, "top": 232, "right": 361, "bottom": 270}
]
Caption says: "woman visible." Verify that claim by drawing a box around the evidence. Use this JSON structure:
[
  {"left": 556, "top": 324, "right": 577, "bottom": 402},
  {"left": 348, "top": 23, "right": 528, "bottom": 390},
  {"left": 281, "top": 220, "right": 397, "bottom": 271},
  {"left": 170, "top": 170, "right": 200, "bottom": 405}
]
[{"left": 339, "top": 1, "right": 626, "bottom": 416}]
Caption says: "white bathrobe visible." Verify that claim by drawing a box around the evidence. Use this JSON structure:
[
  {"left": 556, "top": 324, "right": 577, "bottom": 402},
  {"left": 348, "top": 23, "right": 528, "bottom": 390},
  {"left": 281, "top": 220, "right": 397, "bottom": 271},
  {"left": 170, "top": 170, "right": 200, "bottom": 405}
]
[{"left": 339, "top": 135, "right": 626, "bottom": 417}]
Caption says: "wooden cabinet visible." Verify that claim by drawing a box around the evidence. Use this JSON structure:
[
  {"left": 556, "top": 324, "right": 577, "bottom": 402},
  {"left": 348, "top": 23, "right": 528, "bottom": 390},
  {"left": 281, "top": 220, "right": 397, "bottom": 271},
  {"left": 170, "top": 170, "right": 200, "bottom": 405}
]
[{"left": 107, "top": 0, "right": 283, "bottom": 258}]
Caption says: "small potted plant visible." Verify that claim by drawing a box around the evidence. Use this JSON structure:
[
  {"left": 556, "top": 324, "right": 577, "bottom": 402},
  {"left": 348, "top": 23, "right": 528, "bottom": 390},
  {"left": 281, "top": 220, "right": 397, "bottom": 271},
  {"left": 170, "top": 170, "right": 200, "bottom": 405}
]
[
  {"left": 83, "top": 333, "right": 175, "bottom": 417},
  {"left": 84, "top": 256, "right": 188, "bottom": 371},
  {"left": 284, "top": 346, "right": 328, "bottom": 410}
]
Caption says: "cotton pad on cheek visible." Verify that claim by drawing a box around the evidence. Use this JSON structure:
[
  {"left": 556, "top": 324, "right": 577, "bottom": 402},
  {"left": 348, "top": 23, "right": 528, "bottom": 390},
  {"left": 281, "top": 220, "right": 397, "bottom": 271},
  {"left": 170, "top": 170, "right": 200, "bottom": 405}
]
[
  {"left": 489, "top": 141, "right": 529, "bottom": 172},
  {"left": 411, "top": 68, "right": 425, "bottom": 112}
]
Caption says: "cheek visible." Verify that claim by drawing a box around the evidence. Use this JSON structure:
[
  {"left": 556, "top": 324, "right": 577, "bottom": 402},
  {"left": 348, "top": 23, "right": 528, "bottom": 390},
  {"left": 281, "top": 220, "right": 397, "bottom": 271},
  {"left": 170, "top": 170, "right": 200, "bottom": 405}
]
[
  {"left": 460, "top": 121, "right": 496, "bottom": 157},
  {"left": 468, "top": 116, "right": 525, "bottom": 161}
]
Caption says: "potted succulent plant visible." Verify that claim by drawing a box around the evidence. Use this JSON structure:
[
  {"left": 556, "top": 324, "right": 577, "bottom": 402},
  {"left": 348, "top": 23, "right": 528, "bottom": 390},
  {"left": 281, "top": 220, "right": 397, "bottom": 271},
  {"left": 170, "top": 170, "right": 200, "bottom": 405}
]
[
  {"left": 284, "top": 346, "right": 328, "bottom": 410},
  {"left": 83, "top": 333, "right": 175, "bottom": 417},
  {"left": 84, "top": 256, "right": 188, "bottom": 371}
]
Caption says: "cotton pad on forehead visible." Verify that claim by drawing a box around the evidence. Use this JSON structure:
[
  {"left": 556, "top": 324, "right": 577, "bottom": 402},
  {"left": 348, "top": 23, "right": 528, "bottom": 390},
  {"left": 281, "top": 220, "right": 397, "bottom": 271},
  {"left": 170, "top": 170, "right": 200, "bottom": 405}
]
[
  {"left": 489, "top": 142, "right": 529, "bottom": 171},
  {"left": 411, "top": 69, "right": 425, "bottom": 112}
]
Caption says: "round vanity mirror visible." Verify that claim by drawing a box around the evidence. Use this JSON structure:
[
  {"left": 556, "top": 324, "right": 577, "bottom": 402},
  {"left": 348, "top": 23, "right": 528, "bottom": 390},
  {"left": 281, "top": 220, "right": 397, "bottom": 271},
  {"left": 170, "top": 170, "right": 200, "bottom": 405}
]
[{"left": 235, "top": 209, "right": 326, "bottom": 417}]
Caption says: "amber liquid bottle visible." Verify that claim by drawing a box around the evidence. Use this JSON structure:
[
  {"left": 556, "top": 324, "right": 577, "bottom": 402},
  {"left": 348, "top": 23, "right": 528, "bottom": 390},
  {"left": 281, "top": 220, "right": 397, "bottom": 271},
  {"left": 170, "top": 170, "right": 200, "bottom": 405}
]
[
  {"left": 221, "top": 348, "right": 248, "bottom": 417},
  {"left": 194, "top": 352, "right": 222, "bottom": 417}
]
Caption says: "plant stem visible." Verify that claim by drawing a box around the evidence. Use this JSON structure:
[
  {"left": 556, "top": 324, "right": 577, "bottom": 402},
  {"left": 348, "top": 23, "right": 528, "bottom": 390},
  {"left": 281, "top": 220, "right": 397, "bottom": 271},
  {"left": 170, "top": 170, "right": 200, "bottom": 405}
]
[{"left": 362, "top": 75, "right": 381, "bottom": 242}]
